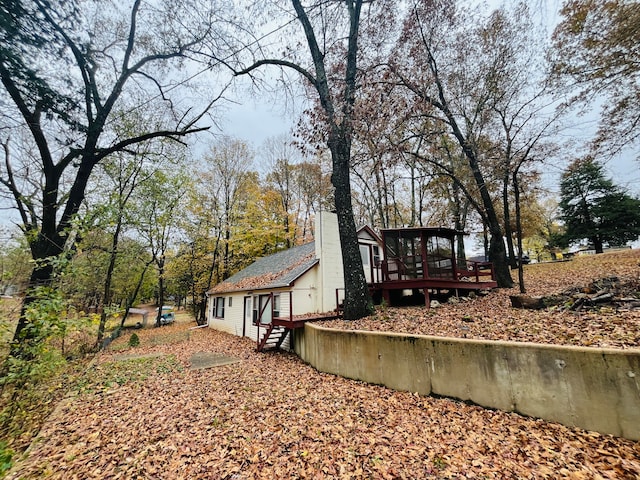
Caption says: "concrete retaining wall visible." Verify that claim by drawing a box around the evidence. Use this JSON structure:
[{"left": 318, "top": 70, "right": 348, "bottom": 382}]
[{"left": 293, "top": 323, "right": 640, "bottom": 440}]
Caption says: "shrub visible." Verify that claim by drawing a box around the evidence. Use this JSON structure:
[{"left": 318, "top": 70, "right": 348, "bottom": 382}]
[
  {"left": 0, "top": 441, "right": 13, "bottom": 476},
  {"left": 128, "top": 333, "right": 140, "bottom": 347},
  {"left": 0, "top": 286, "right": 93, "bottom": 468}
]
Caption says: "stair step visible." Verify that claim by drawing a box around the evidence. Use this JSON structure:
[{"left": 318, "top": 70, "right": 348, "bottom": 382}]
[{"left": 257, "top": 324, "right": 291, "bottom": 352}]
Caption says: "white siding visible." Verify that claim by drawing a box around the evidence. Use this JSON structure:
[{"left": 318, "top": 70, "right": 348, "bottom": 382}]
[
  {"left": 207, "top": 293, "right": 243, "bottom": 336},
  {"left": 206, "top": 211, "right": 383, "bottom": 344},
  {"left": 315, "top": 211, "right": 344, "bottom": 312},
  {"left": 206, "top": 265, "right": 322, "bottom": 349},
  {"left": 288, "top": 265, "right": 320, "bottom": 314}
]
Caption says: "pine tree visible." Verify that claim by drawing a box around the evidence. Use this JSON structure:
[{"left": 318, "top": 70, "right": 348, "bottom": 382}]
[{"left": 559, "top": 157, "right": 640, "bottom": 253}]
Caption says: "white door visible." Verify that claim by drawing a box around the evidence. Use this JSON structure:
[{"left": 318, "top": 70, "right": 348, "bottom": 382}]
[
  {"left": 243, "top": 296, "right": 252, "bottom": 337},
  {"left": 360, "top": 244, "right": 371, "bottom": 283}
]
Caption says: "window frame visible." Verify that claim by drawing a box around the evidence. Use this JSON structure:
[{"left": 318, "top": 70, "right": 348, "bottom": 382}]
[{"left": 214, "top": 296, "right": 225, "bottom": 318}]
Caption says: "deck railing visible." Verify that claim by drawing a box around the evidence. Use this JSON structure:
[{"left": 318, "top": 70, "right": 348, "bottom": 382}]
[
  {"left": 381, "top": 256, "right": 495, "bottom": 285},
  {"left": 455, "top": 260, "right": 496, "bottom": 283}
]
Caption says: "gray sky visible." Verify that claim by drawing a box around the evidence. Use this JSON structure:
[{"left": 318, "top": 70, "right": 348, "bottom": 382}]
[
  {"left": 224, "top": 98, "right": 294, "bottom": 149},
  {"left": 219, "top": 0, "right": 639, "bottom": 197}
]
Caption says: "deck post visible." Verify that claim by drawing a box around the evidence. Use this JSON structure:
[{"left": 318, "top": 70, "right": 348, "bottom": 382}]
[
  {"left": 382, "top": 288, "right": 390, "bottom": 306},
  {"left": 423, "top": 288, "right": 430, "bottom": 308},
  {"left": 288, "top": 290, "right": 293, "bottom": 321}
]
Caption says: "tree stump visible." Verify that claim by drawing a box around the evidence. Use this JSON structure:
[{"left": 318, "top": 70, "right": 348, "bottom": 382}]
[{"left": 510, "top": 295, "right": 545, "bottom": 310}]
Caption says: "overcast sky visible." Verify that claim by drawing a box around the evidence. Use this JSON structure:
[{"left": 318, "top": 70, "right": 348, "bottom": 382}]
[
  {"left": 219, "top": 1, "right": 639, "bottom": 197},
  {"left": 220, "top": 84, "right": 639, "bottom": 201}
]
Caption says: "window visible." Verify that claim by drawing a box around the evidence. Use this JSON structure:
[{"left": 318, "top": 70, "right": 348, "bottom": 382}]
[
  {"left": 214, "top": 296, "right": 225, "bottom": 318},
  {"left": 252, "top": 296, "right": 258, "bottom": 324},
  {"left": 273, "top": 294, "right": 280, "bottom": 318},
  {"left": 244, "top": 297, "right": 252, "bottom": 327},
  {"left": 228, "top": 297, "right": 232, "bottom": 308},
  {"left": 359, "top": 245, "right": 370, "bottom": 266}
]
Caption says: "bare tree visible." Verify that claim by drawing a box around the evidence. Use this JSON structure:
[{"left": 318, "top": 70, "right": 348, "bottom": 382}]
[
  {"left": 232, "top": 0, "right": 395, "bottom": 319},
  {"left": 385, "top": 1, "right": 562, "bottom": 288},
  {"left": 132, "top": 166, "right": 187, "bottom": 327},
  {"left": 0, "top": 0, "right": 232, "bottom": 349},
  {"left": 262, "top": 134, "right": 301, "bottom": 247},
  {"left": 202, "top": 136, "right": 255, "bottom": 281}
]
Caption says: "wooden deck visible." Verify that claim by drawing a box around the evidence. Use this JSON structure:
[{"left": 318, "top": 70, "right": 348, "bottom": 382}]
[
  {"left": 272, "top": 312, "right": 341, "bottom": 329},
  {"left": 374, "top": 278, "right": 497, "bottom": 292},
  {"left": 257, "top": 312, "right": 341, "bottom": 352}
]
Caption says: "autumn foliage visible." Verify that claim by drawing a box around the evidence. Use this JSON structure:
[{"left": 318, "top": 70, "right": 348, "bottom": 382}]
[{"left": 6, "top": 250, "right": 640, "bottom": 479}]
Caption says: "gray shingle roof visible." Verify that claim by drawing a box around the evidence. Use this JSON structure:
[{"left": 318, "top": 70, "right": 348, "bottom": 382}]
[{"left": 208, "top": 242, "right": 318, "bottom": 294}]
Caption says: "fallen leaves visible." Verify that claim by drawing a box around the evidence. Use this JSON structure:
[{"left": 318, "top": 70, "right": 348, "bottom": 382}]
[
  {"left": 322, "top": 249, "right": 640, "bottom": 349},
  {"left": 7, "top": 317, "right": 640, "bottom": 479},
  {"left": 6, "top": 250, "right": 640, "bottom": 478}
]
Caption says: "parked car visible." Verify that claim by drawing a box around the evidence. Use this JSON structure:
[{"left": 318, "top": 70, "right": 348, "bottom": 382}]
[
  {"left": 508, "top": 254, "right": 531, "bottom": 266},
  {"left": 156, "top": 305, "right": 175, "bottom": 325}
]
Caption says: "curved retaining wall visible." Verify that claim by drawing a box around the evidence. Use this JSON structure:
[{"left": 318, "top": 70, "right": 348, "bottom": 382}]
[{"left": 293, "top": 323, "right": 640, "bottom": 440}]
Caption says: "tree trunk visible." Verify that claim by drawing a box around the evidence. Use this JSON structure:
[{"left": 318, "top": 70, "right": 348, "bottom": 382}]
[
  {"left": 199, "top": 235, "right": 221, "bottom": 326},
  {"left": 373, "top": 160, "right": 387, "bottom": 228},
  {"left": 452, "top": 182, "right": 468, "bottom": 265},
  {"left": 488, "top": 233, "right": 512, "bottom": 288},
  {"left": 329, "top": 131, "right": 372, "bottom": 320},
  {"left": 471, "top": 173, "right": 512, "bottom": 286},
  {"left": 466, "top": 156, "right": 513, "bottom": 288},
  {"left": 297, "top": 0, "right": 372, "bottom": 319},
  {"left": 198, "top": 294, "right": 208, "bottom": 325},
  {"left": 155, "top": 257, "right": 166, "bottom": 327},
  {"left": 513, "top": 172, "right": 526, "bottom": 293},
  {"left": 12, "top": 232, "right": 60, "bottom": 347},
  {"left": 119, "top": 260, "right": 153, "bottom": 329},
  {"left": 593, "top": 237, "right": 604, "bottom": 254},
  {"left": 11, "top": 262, "right": 53, "bottom": 353},
  {"left": 97, "top": 218, "right": 123, "bottom": 346},
  {"left": 503, "top": 176, "right": 517, "bottom": 269}
]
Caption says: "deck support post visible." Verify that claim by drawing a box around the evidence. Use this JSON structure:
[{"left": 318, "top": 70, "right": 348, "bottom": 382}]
[
  {"left": 382, "top": 289, "right": 390, "bottom": 306},
  {"left": 423, "top": 288, "right": 430, "bottom": 308}
]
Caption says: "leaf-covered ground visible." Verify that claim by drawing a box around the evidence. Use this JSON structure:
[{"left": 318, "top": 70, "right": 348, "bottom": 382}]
[
  {"left": 7, "top": 324, "right": 640, "bottom": 479},
  {"left": 7, "top": 250, "right": 640, "bottom": 479},
  {"left": 322, "top": 249, "right": 640, "bottom": 349}
]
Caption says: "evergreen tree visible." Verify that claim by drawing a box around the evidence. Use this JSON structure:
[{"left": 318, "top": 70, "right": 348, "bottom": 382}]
[{"left": 559, "top": 157, "right": 640, "bottom": 253}]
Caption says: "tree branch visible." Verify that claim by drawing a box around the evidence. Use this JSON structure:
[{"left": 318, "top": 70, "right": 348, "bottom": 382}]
[
  {"left": 235, "top": 58, "right": 317, "bottom": 89},
  {"left": 1, "top": 138, "right": 32, "bottom": 230},
  {"left": 94, "top": 126, "right": 210, "bottom": 165}
]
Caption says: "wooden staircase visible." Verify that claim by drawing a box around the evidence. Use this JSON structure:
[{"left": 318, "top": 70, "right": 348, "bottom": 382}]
[{"left": 256, "top": 323, "right": 291, "bottom": 352}]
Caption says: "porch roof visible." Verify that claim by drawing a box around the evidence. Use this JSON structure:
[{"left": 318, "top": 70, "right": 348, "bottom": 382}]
[{"left": 208, "top": 242, "right": 318, "bottom": 295}]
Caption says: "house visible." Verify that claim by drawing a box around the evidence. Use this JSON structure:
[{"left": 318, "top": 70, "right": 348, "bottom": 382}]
[
  {"left": 206, "top": 212, "right": 497, "bottom": 351},
  {"left": 206, "top": 212, "right": 381, "bottom": 350}
]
